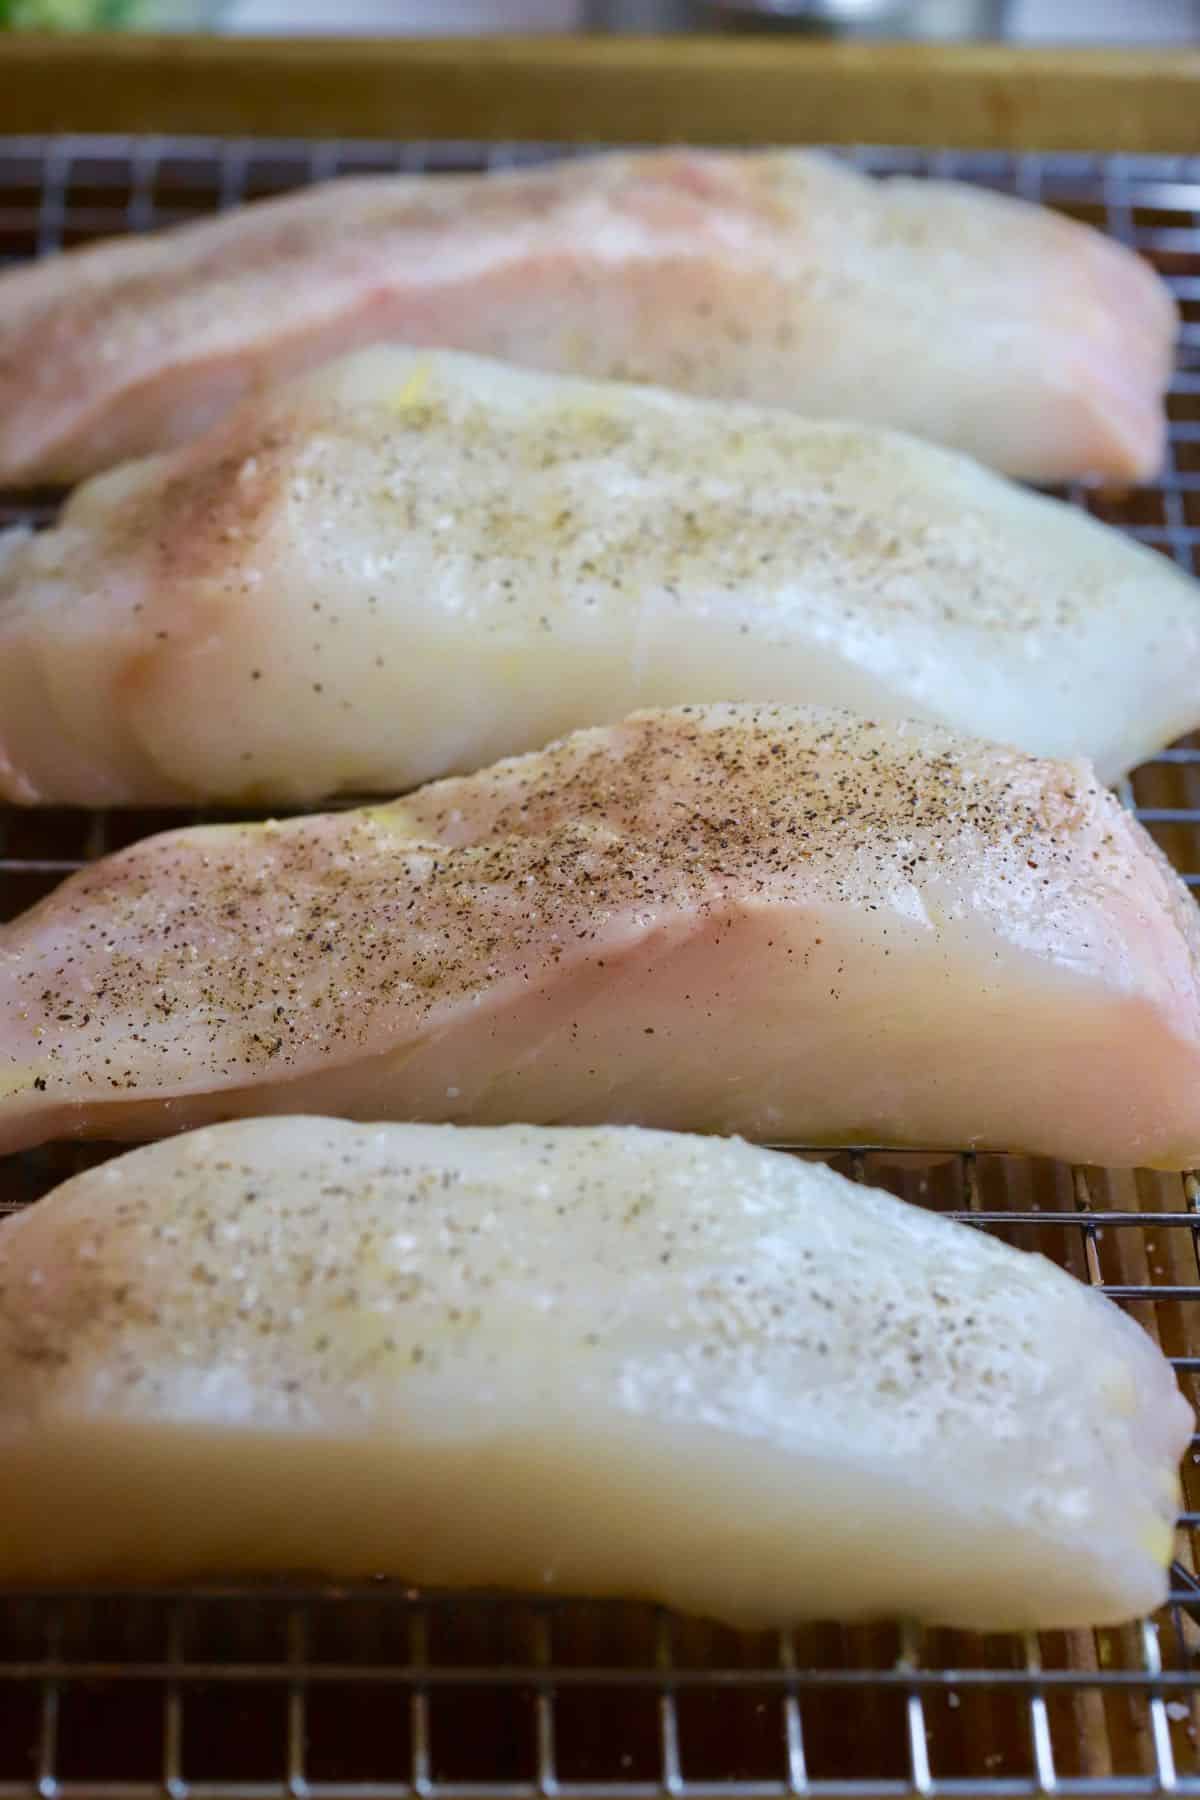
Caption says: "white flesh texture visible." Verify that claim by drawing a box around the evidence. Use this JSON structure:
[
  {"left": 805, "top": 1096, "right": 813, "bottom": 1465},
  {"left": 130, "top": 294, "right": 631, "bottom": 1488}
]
[
  {"left": 0, "top": 1117, "right": 1189, "bottom": 1627},
  {"left": 1, "top": 705, "right": 1199, "bottom": 1167},
  {"left": 0, "top": 349, "right": 1196, "bottom": 806}
]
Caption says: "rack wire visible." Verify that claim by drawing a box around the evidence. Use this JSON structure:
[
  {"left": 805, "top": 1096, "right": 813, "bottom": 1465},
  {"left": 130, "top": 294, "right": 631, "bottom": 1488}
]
[{"left": 0, "top": 133, "right": 1199, "bottom": 1800}]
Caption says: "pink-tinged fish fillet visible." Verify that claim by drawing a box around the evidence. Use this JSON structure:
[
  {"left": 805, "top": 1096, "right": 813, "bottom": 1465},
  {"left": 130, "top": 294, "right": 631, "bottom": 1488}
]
[
  {"left": 1, "top": 705, "right": 1199, "bottom": 1167},
  {"left": 0, "top": 149, "right": 1175, "bottom": 487}
]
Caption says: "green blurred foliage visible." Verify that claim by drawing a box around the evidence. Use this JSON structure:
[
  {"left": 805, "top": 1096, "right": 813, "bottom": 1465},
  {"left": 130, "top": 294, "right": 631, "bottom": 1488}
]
[{"left": 0, "top": 0, "right": 142, "bottom": 24}]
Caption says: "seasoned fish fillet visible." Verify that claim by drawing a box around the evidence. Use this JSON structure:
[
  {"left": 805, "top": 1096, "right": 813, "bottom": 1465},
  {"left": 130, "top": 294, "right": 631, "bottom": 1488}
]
[
  {"left": 2, "top": 705, "right": 1199, "bottom": 1166},
  {"left": 0, "top": 148, "right": 1173, "bottom": 489},
  {"left": 2, "top": 349, "right": 1196, "bottom": 808},
  {"left": 0, "top": 1117, "right": 1188, "bottom": 1625}
]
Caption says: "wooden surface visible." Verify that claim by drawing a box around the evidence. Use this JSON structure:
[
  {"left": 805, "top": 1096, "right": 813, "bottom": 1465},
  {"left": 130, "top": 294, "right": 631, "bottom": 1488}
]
[{"left": 0, "top": 34, "right": 1197, "bottom": 151}]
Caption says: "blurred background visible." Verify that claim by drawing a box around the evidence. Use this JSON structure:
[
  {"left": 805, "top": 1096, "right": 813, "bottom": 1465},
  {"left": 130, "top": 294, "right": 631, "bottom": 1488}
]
[
  {"left": 228, "top": 0, "right": 1198, "bottom": 36},
  {"left": 225, "top": 0, "right": 1200, "bottom": 37},
  {"left": 0, "top": 0, "right": 1196, "bottom": 62}
]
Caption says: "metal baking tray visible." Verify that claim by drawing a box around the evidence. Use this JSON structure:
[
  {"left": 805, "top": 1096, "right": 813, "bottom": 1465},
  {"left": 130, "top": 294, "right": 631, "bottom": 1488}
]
[{"left": 1, "top": 134, "right": 1199, "bottom": 1799}]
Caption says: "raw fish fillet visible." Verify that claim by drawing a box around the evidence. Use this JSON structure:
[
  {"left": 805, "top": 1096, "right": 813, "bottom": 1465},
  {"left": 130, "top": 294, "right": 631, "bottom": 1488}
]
[
  {"left": 0, "top": 1117, "right": 1188, "bottom": 1625},
  {"left": 0, "top": 150, "right": 1173, "bottom": 488},
  {"left": 1, "top": 348, "right": 1196, "bottom": 808},
  {"left": 1, "top": 705, "right": 1199, "bottom": 1167}
]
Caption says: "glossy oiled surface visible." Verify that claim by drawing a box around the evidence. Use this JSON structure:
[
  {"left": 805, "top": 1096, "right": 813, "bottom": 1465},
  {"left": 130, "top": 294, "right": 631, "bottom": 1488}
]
[
  {"left": 0, "top": 1118, "right": 1189, "bottom": 1626},
  {"left": 0, "top": 137, "right": 1199, "bottom": 1800},
  {"left": 1, "top": 346, "right": 1197, "bottom": 807},
  {"left": 0, "top": 148, "right": 1174, "bottom": 487},
  {"left": 2, "top": 705, "right": 1199, "bottom": 1166}
]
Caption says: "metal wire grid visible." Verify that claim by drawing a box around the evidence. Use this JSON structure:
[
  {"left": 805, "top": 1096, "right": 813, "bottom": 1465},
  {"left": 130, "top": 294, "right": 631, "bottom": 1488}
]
[{"left": 1, "top": 135, "right": 1200, "bottom": 1800}]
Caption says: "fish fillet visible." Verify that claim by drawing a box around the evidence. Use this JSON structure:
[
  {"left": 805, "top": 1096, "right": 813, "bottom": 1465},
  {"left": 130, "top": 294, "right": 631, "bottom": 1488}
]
[
  {"left": 1, "top": 348, "right": 1196, "bottom": 808},
  {"left": 0, "top": 148, "right": 1174, "bottom": 489},
  {"left": 0, "top": 1117, "right": 1188, "bottom": 1625},
  {"left": 2, "top": 705, "right": 1199, "bottom": 1167}
]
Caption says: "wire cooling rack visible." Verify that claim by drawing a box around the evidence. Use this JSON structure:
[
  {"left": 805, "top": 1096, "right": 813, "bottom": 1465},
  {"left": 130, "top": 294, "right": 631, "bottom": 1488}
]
[{"left": 1, "top": 135, "right": 1200, "bottom": 1800}]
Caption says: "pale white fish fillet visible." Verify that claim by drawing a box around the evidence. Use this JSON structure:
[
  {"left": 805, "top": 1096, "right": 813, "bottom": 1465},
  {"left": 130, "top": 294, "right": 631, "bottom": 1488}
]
[
  {"left": 1, "top": 349, "right": 1197, "bottom": 808},
  {"left": 2, "top": 705, "right": 1200, "bottom": 1167},
  {"left": 0, "top": 149, "right": 1174, "bottom": 488},
  {"left": 0, "top": 1117, "right": 1189, "bottom": 1625}
]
